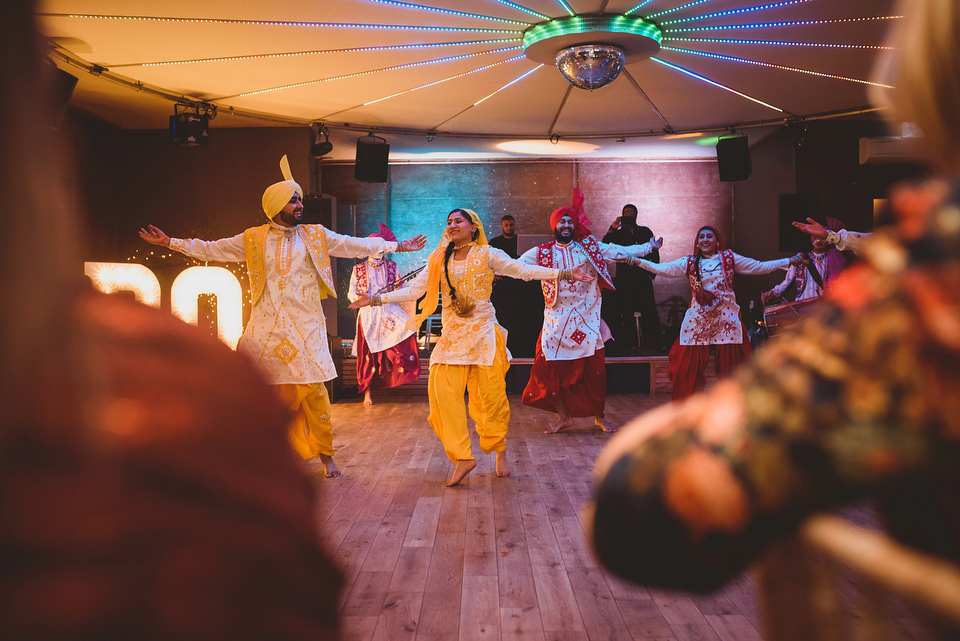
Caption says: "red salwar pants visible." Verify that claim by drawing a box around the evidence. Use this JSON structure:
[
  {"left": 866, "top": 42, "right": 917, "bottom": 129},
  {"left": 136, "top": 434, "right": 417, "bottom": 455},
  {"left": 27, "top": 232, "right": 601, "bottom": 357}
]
[
  {"left": 666, "top": 324, "right": 751, "bottom": 401},
  {"left": 522, "top": 338, "right": 606, "bottom": 418}
]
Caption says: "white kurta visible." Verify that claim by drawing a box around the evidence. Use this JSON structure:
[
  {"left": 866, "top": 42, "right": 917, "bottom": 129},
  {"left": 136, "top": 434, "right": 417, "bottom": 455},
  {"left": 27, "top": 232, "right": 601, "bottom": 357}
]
[
  {"left": 517, "top": 240, "right": 654, "bottom": 361},
  {"left": 769, "top": 252, "right": 827, "bottom": 301},
  {"left": 347, "top": 259, "right": 415, "bottom": 355},
  {"left": 169, "top": 222, "right": 396, "bottom": 384},
  {"left": 380, "top": 246, "right": 560, "bottom": 366},
  {"left": 637, "top": 252, "right": 791, "bottom": 345}
]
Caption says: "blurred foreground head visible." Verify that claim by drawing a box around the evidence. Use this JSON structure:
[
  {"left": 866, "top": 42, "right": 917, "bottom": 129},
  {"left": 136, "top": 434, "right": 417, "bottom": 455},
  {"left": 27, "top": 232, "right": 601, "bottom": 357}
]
[{"left": 871, "top": 0, "right": 960, "bottom": 173}]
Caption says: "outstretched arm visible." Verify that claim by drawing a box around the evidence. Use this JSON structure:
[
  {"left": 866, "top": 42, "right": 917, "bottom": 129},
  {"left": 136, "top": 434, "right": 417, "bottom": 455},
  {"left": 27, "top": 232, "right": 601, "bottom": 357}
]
[{"left": 139, "top": 225, "right": 170, "bottom": 247}]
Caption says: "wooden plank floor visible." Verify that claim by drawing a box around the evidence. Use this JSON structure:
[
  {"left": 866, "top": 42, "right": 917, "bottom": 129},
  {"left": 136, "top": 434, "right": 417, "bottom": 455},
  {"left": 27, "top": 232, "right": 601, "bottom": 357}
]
[{"left": 309, "top": 390, "right": 767, "bottom": 641}]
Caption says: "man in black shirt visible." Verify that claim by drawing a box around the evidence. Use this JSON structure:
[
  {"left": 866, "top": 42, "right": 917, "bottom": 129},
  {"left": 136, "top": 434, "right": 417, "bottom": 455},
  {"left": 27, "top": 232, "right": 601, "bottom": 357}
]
[
  {"left": 489, "top": 214, "right": 517, "bottom": 257},
  {"left": 489, "top": 215, "right": 541, "bottom": 356},
  {"left": 602, "top": 204, "right": 663, "bottom": 354}
]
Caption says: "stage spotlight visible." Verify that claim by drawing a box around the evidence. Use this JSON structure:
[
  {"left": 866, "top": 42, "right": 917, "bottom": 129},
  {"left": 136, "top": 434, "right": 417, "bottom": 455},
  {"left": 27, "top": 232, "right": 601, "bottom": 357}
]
[
  {"left": 169, "top": 103, "right": 215, "bottom": 146},
  {"left": 311, "top": 123, "right": 333, "bottom": 157}
]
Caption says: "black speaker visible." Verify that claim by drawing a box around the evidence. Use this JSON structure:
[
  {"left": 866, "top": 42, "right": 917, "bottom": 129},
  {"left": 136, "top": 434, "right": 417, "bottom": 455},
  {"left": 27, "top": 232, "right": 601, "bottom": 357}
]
[
  {"left": 354, "top": 137, "right": 389, "bottom": 183},
  {"left": 778, "top": 193, "right": 819, "bottom": 252},
  {"left": 717, "top": 135, "right": 752, "bottom": 182}
]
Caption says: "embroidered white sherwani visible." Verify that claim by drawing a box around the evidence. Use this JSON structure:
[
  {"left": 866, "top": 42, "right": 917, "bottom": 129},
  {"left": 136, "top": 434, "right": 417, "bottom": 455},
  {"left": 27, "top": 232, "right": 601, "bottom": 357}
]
[
  {"left": 169, "top": 222, "right": 396, "bottom": 384},
  {"left": 638, "top": 253, "right": 791, "bottom": 345},
  {"left": 347, "top": 259, "right": 415, "bottom": 356},
  {"left": 517, "top": 240, "right": 654, "bottom": 361}
]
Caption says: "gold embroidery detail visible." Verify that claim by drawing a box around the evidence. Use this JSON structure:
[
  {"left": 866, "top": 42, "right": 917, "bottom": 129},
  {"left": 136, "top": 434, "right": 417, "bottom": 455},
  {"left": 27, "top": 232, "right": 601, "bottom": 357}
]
[{"left": 274, "top": 339, "right": 299, "bottom": 364}]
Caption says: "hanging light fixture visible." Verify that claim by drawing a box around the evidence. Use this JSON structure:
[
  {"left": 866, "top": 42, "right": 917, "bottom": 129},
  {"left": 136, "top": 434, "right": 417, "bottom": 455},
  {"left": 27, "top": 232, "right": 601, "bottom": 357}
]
[
  {"left": 555, "top": 44, "right": 626, "bottom": 90},
  {"left": 524, "top": 14, "right": 661, "bottom": 91}
]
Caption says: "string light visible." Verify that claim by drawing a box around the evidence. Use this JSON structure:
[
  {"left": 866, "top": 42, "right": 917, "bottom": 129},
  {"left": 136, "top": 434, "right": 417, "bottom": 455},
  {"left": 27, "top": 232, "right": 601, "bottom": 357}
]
[
  {"left": 40, "top": 13, "right": 522, "bottom": 33},
  {"left": 661, "top": 46, "right": 895, "bottom": 88},
  {"left": 647, "top": 0, "right": 715, "bottom": 20},
  {"left": 360, "top": 55, "right": 526, "bottom": 107},
  {"left": 219, "top": 46, "right": 522, "bottom": 100},
  {"left": 650, "top": 57, "right": 784, "bottom": 112},
  {"left": 663, "top": 15, "right": 902, "bottom": 33},
  {"left": 367, "top": 1, "right": 529, "bottom": 25},
  {"left": 660, "top": 0, "right": 812, "bottom": 26},
  {"left": 491, "top": 0, "right": 550, "bottom": 20},
  {"left": 112, "top": 39, "right": 523, "bottom": 67},
  {"left": 431, "top": 63, "right": 543, "bottom": 128},
  {"left": 663, "top": 38, "right": 893, "bottom": 50},
  {"left": 624, "top": 1, "right": 656, "bottom": 16}
]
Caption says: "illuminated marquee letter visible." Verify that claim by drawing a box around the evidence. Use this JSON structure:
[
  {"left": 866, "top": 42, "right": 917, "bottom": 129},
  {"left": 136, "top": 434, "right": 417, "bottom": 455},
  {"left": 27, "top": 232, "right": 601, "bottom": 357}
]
[
  {"left": 84, "top": 262, "right": 161, "bottom": 307},
  {"left": 171, "top": 266, "right": 243, "bottom": 349}
]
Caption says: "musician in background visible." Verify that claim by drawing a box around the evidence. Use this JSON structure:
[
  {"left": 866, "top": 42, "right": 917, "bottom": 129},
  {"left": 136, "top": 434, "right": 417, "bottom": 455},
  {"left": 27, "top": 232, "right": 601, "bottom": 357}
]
[
  {"left": 348, "top": 224, "right": 421, "bottom": 405},
  {"left": 762, "top": 217, "right": 847, "bottom": 303}
]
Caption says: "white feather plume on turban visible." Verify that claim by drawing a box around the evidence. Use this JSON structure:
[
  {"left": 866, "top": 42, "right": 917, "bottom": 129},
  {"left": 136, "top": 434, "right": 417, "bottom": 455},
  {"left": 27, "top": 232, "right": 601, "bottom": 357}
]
[{"left": 261, "top": 155, "right": 303, "bottom": 219}]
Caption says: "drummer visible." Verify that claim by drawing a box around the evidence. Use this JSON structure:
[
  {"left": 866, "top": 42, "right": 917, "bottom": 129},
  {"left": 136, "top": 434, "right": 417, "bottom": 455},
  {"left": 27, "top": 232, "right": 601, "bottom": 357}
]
[{"left": 762, "top": 217, "right": 847, "bottom": 304}]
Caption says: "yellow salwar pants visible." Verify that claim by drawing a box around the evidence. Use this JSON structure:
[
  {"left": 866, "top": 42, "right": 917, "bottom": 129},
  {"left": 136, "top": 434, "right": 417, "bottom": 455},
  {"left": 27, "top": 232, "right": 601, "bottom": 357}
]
[
  {"left": 427, "top": 327, "right": 511, "bottom": 462},
  {"left": 275, "top": 382, "right": 334, "bottom": 460}
]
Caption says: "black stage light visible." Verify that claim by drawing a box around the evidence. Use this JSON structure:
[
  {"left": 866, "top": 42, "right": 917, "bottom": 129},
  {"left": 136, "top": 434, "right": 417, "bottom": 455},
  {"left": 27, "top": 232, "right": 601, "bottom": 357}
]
[
  {"left": 170, "top": 103, "right": 215, "bottom": 146},
  {"left": 311, "top": 124, "right": 333, "bottom": 156}
]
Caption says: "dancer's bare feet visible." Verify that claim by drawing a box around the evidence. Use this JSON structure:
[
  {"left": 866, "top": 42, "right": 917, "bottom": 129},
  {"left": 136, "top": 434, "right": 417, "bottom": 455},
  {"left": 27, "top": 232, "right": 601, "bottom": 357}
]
[
  {"left": 495, "top": 450, "right": 511, "bottom": 477},
  {"left": 545, "top": 415, "right": 574, "bottom": 434},
  {"left": 318, "top": 453, "right": 341, "bottom": 478},
  {"left": 595, "top": 416, "right": 616, "bottom": 433},
  {"left": 363, "top": 389, "right": 373, "bottom": 405},
  {"left": 446, "top": 459, "right": 477, "bottom": 487}
]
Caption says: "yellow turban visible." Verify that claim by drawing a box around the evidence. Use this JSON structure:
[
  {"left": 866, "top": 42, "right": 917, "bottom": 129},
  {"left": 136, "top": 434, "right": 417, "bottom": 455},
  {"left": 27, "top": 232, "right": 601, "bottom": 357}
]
[{"left": 261, "top": 155, "right": 303, "bottom": 219}]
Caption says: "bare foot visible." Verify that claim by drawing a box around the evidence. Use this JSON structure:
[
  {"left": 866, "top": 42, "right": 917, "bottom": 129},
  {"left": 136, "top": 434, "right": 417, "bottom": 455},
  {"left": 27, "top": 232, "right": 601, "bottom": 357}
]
[
  {"left": 495, "top": 450, "right": 511, "bottom": 477},
  {"left": 596, "top": 416, "right": 616, "bottom": 433},
  {"left": 363, "top": 390, "right": 373, "bottom": 405},
  {"left": 318, "top": 454, "right": 341, "bottom": 478},
  {"left": 545, "top": 416, "right": 574, "bottom": 434},
  {"left": 446, "top": 459, "right": 477, "bottom": 487}
]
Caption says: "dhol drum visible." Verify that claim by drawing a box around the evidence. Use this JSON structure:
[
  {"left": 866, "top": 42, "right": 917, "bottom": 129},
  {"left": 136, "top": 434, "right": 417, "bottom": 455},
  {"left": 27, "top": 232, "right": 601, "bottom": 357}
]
[{"left": 763, "top": 297, "right": 821, "bottom": 338}]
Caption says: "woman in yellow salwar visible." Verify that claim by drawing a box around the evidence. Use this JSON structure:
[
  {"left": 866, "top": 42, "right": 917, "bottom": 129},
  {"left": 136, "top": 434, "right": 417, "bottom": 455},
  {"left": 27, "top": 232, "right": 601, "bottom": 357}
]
[{"left": 351, "top": 209, "right": 591, "bottom": 486}]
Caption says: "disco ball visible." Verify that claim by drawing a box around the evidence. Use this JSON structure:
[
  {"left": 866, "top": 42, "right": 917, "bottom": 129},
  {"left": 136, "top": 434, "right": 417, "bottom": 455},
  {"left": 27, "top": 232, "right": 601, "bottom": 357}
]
[{"left": 555, "top": 44, "right": 626, "bottom": 90}]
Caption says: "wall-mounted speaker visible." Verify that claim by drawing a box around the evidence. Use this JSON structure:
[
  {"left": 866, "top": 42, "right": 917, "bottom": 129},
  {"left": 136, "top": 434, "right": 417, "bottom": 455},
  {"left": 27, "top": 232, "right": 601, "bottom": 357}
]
[
  {"left": 717, "top": 135, "right": 752, "bottom": 182},
  {"left": 354, "top": 136, "right": 389, "bottom": 183}
]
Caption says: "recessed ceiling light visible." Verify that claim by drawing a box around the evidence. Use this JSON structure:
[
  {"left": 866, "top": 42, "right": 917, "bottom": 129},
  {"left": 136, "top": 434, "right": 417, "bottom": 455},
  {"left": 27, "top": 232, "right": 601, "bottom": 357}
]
[{"left": 497, "top": 140, "right": 599, "bottom": 155}]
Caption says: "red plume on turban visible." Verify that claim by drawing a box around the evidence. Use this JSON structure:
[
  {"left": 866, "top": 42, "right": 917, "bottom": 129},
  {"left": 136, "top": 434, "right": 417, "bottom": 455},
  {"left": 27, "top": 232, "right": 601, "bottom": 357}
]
[{"left": 369, "top": 222, "right": 398, "bottom": 243}]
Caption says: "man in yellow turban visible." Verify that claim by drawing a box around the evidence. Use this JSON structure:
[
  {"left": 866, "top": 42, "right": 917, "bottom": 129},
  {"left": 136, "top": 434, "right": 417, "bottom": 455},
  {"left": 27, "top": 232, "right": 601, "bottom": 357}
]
[{"left": 140, "top": 156, "right": 426, "bottom": 477}]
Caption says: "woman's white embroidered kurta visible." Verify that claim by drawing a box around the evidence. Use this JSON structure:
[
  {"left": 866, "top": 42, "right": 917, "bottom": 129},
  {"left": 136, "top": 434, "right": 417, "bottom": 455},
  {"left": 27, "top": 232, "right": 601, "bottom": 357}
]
[
  {"left": 380, "top": 246, "right": 560, "bottom": 366},
  {"left": 637, "top": 253, "right": 791, "bottom": 346},
  {"left": 347, "top": 259, "right": 415, "bottom": 355}
]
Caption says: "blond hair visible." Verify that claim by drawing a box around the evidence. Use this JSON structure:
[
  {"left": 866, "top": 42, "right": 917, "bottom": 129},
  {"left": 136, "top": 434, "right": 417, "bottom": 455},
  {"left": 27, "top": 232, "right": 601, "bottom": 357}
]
[{"left": 871, "top": 0, "right": 960, "bottom": 172}]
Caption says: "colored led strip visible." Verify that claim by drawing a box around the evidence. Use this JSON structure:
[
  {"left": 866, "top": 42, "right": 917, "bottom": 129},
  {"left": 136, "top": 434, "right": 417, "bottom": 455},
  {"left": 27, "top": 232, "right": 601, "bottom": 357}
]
[
  {"left": 624, "top": 1, "right": 656, "bottom": 16},
  {"left": 219, "top": 46, "right": 522, "bottom": 99},
  {"left": 663, "top": 15, "right": 902, "bottom": 33},
  {"left": 555, "top": 0, "right": 576, "bottom": 17},
  {"left": 39, "top": 13, "right": 522, "bottom": 33},
  {"left": 650, "top": 57, "right": 784, "bottom": 112},
  {"left": 432, "top": 64, "right": 544, "bottom": 128},
  {"left": 523, "top": 15, "right": 662, "bottom": 50},
  {"left": 648, "top": 0, "right": 715, "bottom": 20},
  {"left": 659, "top": 0, "right": 812, "bottom": 25},
  {"left": 491, "top": 0, "right": 550, "bottom": 20},
  {"left": 319, "top": 54, "right": 526, "bottom": 118},
  {"left": 661, "top": 46, "right": 894, "bottom": 88},
  {"left": 367, "top": 1, "right": 529, "bottom": 25},
  {"left": 663, "top": 38, "right": 893, "bottom": 50},
  {"left": 111, "top": 39, "right": 523, "bottom": 68}
]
